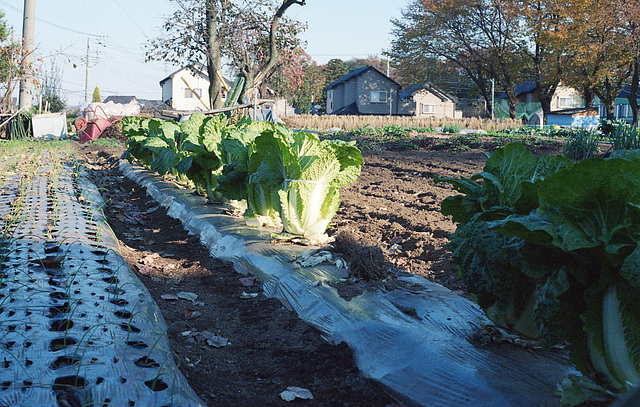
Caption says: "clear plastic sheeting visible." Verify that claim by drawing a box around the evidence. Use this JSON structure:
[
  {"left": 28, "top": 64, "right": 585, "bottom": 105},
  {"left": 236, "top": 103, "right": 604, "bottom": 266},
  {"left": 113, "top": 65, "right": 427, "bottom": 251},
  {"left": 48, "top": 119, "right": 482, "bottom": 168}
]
[
  {"left": 0, "top": 157, "right": 204, "bottom": 407},
  {"left": 120, "top": 161, "right": 579, "bottom": 407}
]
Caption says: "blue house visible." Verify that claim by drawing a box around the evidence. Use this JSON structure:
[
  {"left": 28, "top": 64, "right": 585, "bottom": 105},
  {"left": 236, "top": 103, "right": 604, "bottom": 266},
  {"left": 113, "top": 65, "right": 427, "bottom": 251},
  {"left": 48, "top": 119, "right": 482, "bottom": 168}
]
[
  {"left": 595, "top": 85, "right": 640, "bottom": 122},
  {"left": 495, "top": 81, "right": 585, "bottom": 125},
  {"left": 546, "top": 108, "right": 600, "bottom": 129}
]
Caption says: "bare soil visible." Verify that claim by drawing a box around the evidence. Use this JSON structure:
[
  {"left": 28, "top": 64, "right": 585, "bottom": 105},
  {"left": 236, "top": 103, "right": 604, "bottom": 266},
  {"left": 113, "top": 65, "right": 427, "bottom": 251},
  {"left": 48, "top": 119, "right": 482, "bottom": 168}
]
[{"left": 75, "top": 132, "right": 564, "bottom": 407}]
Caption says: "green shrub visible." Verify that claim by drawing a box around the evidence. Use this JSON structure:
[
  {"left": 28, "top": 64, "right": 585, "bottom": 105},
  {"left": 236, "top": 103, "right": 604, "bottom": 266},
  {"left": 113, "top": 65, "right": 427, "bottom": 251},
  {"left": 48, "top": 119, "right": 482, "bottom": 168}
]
[
  {"left": 563, "top": 129, "right": 601, "bottom": 160},
  {"left": 442, "top": 123, "right": 462, "bottom": 134},
  {"left": 408, "top": 126, "right": 434, "bottom": 134},
  {"left": 350, "top": 125, "right": 377, "bottom": 137},
  {"left": 600, "top": 119, "right": 640, "bottom": 151},
  {"left": 379, "top": 124, "right": 408, "bottom": 137}
]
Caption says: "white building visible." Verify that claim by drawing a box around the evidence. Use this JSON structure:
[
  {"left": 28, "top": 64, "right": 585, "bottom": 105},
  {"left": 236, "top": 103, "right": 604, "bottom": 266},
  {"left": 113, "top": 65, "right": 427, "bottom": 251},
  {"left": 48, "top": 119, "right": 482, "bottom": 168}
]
[{"left": 159, "top": 66, "right": 214, "bottom": 111}]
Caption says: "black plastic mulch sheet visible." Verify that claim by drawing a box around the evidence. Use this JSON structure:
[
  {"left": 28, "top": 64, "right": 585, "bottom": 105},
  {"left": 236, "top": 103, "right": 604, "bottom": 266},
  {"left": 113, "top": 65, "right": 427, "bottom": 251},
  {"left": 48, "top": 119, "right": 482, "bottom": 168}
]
[{"left": 0, "top": 151, "right": 204, "bottom": 407}]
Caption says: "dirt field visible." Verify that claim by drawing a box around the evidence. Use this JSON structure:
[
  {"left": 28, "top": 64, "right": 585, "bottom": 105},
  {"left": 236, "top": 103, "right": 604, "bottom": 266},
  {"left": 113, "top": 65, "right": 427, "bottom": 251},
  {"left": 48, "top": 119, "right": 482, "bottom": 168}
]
[{"left": 76, "top": 132, "right": 564, "bottom": 406}]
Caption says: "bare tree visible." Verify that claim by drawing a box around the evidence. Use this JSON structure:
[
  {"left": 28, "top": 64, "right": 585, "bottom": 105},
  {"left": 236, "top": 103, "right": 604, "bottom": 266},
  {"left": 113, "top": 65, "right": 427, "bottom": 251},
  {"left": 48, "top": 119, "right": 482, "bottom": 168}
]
[{"left": 147, "top": 0, "right": 306, "bottom": 109}]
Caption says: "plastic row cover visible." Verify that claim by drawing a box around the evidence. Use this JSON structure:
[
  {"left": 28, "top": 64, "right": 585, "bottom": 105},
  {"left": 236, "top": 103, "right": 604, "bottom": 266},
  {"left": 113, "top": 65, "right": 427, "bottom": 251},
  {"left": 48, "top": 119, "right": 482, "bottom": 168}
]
[
  {"left": 0, "top": 154, "right": 204, "bottom": 407},
  {"left": 120, "top": 160, "right": 578, "bottom": 407}
]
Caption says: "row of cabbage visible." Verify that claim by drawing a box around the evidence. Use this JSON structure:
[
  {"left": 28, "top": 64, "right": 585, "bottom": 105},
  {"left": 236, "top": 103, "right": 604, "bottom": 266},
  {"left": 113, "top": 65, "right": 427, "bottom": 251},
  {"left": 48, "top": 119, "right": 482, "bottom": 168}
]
[
  {"left": 122, "top": 113, "right": 363, "bottom": 244},
  {"left": 437, "top": 143, "right": 640, "bottom": 405}
]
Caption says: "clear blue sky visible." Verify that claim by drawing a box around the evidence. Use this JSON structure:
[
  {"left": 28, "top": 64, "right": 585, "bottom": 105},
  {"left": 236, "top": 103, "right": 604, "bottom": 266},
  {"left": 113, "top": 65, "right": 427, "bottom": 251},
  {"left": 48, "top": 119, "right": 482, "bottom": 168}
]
[{"left": 0, "top": 0, "right": 405, "bottom": 107}]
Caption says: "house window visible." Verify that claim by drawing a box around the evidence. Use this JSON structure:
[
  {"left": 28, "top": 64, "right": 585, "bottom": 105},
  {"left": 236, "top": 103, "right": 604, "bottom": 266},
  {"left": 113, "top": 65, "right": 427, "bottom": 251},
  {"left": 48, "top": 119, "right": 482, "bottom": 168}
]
[
  {"left": 558, "top": 97, "right": 573, "bottom": 108},
  {"left": 185, "top": 88, "right": 202, "bottom": 99},
  {"left": 370, "top": 91, "right": 388, "bottom": 103},
  {"left": 422, "top": 104, "right": 436, "bottom": 114}
]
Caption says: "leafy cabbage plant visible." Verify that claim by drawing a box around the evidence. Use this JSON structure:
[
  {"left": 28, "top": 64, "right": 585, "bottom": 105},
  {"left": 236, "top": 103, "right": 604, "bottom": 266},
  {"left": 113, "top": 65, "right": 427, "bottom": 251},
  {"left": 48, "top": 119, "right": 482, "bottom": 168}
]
[
  {"left": 436, "top": 143, "right": 640, "bottom": 400},
  {"left": 122, "top": 114, "right": 363, "bottom": 244},
  {"left": 249, "top": 127, "right": 363, "bottom": 243}
]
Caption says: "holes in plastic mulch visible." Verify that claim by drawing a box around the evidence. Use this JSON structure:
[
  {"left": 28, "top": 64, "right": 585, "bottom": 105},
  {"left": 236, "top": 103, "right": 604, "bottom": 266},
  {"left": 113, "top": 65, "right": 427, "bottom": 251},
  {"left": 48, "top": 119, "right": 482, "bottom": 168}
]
[
  {"left": 50, "top": 291, "right": 70, "bottom": 301},
  {"left": 114, "top": 311, "right": 132, "bottom": 320},
  {"left": 49, "top": 337, "right": 78, "bottom": 351},
  {"left": 53, "top": 376, "right": 85, "bottom": 407},
  {"left": 49, "top": 319, "right": 74, "bottom": 332},
  {"left": 53, "top": 375, "right": 86, "bottom": 391},
  {"left": 120, "top": 323, "right": 140, "bottom": 333},
  {"left": 145, "top": 378, "right": 169, "bottom": 392},
  {"left": 50, "top": 356, "right": 81, "bottom": 370},
  {"left": 126, "top": 341, "right": 148, "bottom": 349},
  {"left": 134, "top": 357, "right": 160, "bottom": 368},
  {"left": 49, "top": 303, "right": 71, "bottom": 316},
  {"left": 105, "top": 287, "right": 124, "bottom": 295},
  {"left": 110, "top": 298, "right": 128, "bottom": 306}
]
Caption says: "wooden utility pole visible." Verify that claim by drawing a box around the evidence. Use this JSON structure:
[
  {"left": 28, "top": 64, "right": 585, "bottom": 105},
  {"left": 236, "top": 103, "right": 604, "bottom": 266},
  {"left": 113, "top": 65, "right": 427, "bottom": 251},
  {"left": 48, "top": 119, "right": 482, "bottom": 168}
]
[{"left": 19, "top": 0, "right": 36, "bottom": 110}]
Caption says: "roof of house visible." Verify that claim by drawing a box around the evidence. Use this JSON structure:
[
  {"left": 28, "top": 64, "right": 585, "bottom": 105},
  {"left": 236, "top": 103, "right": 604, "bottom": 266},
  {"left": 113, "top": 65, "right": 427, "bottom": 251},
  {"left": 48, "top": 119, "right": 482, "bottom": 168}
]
[
  {"left": 496, "top": 81, "right": 538, "bottom": 99},
  {"left": 102, "top": 96, "right": 140, "bottom": 105},
  {"left": 324, "top": 65, "right": 400, "bottom": 91},
  {"left": 159, "top": 65, "right": 209, "bottom": 86},
  {"left": 399, "top": 83, "right": 454, "bottom": 102},
  {"left": 548, "top": 107, "right": 599, "bottom": 116},
  {"left": 139, "top": 99, "right": 165, "bottom": 109},
  {"left": 159, "top": 65, "right": 236, "bottom": 90},
  {"left": 332, "top": 102, "right": 360, "bottom": 115},
  {"left": 617, "top": 85, "right": 640, "bottom": 101}
]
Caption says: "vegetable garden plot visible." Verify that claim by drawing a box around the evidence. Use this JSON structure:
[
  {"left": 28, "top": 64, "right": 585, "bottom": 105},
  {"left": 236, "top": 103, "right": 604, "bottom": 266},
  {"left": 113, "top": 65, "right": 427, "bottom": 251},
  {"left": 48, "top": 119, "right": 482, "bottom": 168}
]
[
  {"left": 0, "top": 146, "right": 203, "bottom": 407},
  {"left": 120, "top": 159, "right": 578, "bottom": 407}
]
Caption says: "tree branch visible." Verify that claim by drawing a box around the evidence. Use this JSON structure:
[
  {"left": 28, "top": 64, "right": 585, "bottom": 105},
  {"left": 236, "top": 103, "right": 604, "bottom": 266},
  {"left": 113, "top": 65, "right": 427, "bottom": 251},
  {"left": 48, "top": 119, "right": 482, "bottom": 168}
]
[{"left": 254, "top": 0, "right": 306, "bottom": 86}]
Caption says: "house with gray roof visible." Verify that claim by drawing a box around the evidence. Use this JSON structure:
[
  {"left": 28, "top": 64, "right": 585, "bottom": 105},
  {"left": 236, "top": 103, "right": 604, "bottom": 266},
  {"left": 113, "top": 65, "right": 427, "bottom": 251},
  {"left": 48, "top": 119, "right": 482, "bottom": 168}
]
[
  {"left": 398, "top": 84, "right": 461, "bottom": 118},
  {"left": 102, "top": 95, "right": 141, "bottom": 105},
  {"left": 324, "top": 66, "right": 400, "bottom": 115}
]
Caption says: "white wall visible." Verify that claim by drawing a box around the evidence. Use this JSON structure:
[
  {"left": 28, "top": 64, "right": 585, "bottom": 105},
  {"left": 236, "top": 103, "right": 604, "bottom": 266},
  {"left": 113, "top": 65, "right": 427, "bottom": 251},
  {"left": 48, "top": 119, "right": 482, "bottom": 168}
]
[{"left": 161, "top": 68, "right": 211, "bottom": 111}]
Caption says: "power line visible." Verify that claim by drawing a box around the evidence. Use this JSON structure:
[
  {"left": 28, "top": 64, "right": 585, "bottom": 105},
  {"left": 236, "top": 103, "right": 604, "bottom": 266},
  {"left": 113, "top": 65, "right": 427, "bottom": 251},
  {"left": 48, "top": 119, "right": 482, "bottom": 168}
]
[
  {"left": 113, "top": 0, "right": 149, "bottom": 38},
  {"left": 0, "top": 0, "right": 103, "bottom": 37}
]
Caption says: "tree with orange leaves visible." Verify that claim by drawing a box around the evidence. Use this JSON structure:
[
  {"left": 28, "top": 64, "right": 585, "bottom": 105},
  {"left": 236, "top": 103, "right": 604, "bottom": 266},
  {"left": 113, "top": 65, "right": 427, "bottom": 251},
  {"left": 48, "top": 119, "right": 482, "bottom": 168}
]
[
  {"left": 547, "top": 0, "right": 639, "bottom": 121},
  {"left": 390, "top": 0, "right": 532, "bottom": 119}
]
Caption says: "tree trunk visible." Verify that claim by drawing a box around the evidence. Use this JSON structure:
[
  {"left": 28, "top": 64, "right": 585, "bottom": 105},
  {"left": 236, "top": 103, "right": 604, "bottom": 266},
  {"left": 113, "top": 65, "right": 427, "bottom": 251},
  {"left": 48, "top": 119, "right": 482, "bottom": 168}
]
[
  {"left": 582, "top": 86, "right": 594, "bottom": 108},
  {"left": 594, "top": 78, "right": 621, "bottom": 120},
  {"left": 507, "top": 95, "right": 518, "bottom": 119},
  {"left": 539, "top": 94, "right": 552, "bottom": 124},
  {"left": 629, "top": 58, "right": 639, "bottom": 126},
  {"left": 206, "top": 0, "right": 223, "bottom": 109},
  {"left": 239, "top": 0, "right": 306, "bottom": 101}
]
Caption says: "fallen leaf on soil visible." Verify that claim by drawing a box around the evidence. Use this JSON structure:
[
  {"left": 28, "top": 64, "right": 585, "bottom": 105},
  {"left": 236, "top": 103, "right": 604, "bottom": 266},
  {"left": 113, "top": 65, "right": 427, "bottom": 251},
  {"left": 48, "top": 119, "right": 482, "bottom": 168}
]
[
  {"left": 184, "top": 309, "right": 201, "bottom": 320},
  {"left": 177, "top": 292, "right": 198, "bottom": 302},
  {"left": 238, "top": 277, "right": 255, "bottom": 287},
  {"left": 145, "top": 205, "right": 161, "bottom": 214},
  {"left": 141, "top": 253, "right": 160, "bottom": 265},
  {"left": 139, "top": 264, "right": 153, "bottom": 275},
  {"left": 280, "top": 386, "right": 314, "bottom": 401},
  {"left": 161, "top": 264, "right": 176, "bottom": 271},
  {"left": 241, "top": 291, "right": 259, "bottom": 299},
  {"left": 200, "top": 331, "right": 229, "bottom": 348},
  {"left": 160, "top": 293, "right": 179, "bottom": 301},
  {"left": 296, "top": 250, "right": 334, "bottom": 267}
]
